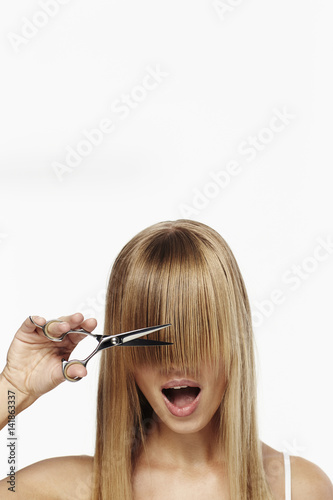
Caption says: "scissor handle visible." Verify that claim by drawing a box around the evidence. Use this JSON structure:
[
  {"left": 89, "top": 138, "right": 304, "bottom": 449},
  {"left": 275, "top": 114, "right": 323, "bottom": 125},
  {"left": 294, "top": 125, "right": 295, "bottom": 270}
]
[
  {"left": 44, "top": 319, "right": 69, "bottom": 341},
  {"left": 61, "top": 359, "right": 86, "bottom": 382},
  {"left": 29, "top": 317, "right": 66, "bottom": 341},
  {"left": 29, "top": 316, "right": 95, "bottom": 342}
]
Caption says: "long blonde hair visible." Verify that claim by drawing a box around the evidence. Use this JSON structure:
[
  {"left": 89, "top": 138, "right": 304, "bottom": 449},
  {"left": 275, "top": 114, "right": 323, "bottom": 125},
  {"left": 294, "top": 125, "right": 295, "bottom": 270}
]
[{"left": 92, "top": 219, "right": 274, "bottom": 500}]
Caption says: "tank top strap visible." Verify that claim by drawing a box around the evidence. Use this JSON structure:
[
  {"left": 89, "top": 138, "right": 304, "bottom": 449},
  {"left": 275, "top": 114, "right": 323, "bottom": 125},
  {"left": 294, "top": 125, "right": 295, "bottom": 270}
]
[{"left": 283, "top": 452, "right": 291, "bottom": 500}]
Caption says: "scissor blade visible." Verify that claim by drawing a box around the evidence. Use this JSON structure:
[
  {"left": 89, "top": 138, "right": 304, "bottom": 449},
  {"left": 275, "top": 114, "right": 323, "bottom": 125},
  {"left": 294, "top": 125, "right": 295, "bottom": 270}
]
[
  {"left": 120, "top": 339, "right": 173, "bottom": 346},
  {"left": 117, "top": 323, "right": 171, "bottom": 344},
  {"left": 98, "top": 324, "right": 171, "bottom": 351}
]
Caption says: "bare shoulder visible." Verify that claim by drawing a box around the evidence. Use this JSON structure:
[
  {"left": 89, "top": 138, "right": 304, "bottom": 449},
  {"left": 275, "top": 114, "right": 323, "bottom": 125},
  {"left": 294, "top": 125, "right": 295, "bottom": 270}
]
[
  {"left": 0, "top": 455, "right": 94, "bottom": 500},
  {"left": 261, "top": 442, "right": 333, "bottom": 500},
  {"left": 291, "top": 454, "right": 333, "bottom": 500}
]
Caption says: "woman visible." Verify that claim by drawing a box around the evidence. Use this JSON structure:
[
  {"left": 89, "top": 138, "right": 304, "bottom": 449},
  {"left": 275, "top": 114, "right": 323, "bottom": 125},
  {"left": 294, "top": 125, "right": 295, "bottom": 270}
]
[{"left": 0, "top": 219, "right": 332, "bottom": 499}]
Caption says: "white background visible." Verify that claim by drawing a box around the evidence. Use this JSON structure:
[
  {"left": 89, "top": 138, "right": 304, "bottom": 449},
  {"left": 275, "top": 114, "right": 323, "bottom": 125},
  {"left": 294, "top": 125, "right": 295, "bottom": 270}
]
[{"left": 0, "top": 0, "right": 332, "bottom": 482}]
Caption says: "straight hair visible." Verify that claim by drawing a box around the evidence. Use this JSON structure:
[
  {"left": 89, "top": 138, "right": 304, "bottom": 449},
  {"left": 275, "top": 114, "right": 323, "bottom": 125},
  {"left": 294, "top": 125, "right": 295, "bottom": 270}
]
[{"left": 92, "top": 219, "right": 274, "bottom": 500}]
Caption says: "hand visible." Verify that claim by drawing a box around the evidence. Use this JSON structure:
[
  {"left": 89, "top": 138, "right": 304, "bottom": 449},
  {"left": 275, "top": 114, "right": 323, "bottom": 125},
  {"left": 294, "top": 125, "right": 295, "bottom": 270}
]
[{"left": 1, "top": 313, "right": 97, "bottom": 401}]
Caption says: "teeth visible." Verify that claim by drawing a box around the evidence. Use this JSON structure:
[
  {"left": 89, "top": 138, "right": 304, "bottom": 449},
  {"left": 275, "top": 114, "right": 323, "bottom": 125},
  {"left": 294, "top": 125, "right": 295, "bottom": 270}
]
[{"left": 172, "top": 385, "right": 188, "bottom": 389}]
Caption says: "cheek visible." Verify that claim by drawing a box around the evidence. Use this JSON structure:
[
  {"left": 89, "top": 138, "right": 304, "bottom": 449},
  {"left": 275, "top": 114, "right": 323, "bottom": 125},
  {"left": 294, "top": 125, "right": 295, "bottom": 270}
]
[
  {"left": 215, "top": 382, "right": 226, "bottom": 406},
  {"left": 133, "top": 368, "right": 157, "bottom": 401},
  {"left": 210, "top": 373, "right": 227, "bottom": 405}
]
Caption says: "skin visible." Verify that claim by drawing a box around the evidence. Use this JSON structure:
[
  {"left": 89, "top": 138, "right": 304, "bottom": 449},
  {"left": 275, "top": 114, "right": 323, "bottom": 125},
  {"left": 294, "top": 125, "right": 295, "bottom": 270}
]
[
  {"left": 132, "top": 361, "right": 227, "bottom": 439},
  {"left": 0, "top": 314, "right": 332, "bottom": 499},
  {"left": 131, "top": 362, "right": 228, "bottom": 499}
]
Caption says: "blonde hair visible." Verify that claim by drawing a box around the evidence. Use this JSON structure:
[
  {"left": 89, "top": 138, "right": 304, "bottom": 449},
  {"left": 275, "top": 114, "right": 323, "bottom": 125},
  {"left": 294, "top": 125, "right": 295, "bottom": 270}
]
[{"left": 92, "top": 219, "right": 274, "bottom": 500}]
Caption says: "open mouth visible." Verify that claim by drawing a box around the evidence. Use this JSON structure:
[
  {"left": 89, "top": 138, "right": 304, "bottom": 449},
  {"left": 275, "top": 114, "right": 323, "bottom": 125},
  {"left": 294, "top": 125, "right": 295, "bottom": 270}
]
[
  {"left": 161, "top": 382, "right": 202, "bottom": 417},
  {"left": 162, "top": 386, "right": 201, "bottom": 408}
]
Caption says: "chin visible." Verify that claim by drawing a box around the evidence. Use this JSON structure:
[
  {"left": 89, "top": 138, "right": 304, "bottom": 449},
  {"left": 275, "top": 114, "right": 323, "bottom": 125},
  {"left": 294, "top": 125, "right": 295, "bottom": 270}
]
[{"left": 160, "top": 411, "right": 211, "bottom": 434}]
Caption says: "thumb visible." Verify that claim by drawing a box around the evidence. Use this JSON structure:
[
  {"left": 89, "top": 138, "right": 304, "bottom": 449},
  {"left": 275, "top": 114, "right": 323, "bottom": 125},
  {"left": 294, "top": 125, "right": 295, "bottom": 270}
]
[{"left": 63, "top": 361, "right": 88, "bottom": 382}]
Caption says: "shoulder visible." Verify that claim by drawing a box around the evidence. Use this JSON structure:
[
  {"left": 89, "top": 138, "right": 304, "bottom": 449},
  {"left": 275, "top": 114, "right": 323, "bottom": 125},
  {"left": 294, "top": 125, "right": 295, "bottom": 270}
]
[
  {"left": 0, "top": 455, "right": 94, "bottom": 500},
  {"left": 261, "top": 442, "right": 333, "bottom": 500},
  {"left": 291, "top": 455, "right": 333, "bottom": 500}
]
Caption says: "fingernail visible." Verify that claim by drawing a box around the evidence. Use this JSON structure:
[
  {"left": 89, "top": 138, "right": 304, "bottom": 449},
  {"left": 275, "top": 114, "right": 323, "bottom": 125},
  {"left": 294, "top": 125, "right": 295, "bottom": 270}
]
[{"left": 32, "top": 316, "right": 43, "bottom": 323}]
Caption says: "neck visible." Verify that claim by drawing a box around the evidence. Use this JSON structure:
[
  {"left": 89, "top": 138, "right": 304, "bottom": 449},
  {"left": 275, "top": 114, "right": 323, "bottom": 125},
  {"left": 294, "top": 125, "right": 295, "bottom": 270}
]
[{"left": 141, "top": 412, "right": 225, "bottom": 468}]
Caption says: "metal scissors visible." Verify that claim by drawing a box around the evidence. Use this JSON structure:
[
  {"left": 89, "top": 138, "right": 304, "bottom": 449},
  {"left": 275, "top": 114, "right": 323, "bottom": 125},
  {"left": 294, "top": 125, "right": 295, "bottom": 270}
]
[{"left": 29, "top": 316, "right": 172, "bottom": 382}]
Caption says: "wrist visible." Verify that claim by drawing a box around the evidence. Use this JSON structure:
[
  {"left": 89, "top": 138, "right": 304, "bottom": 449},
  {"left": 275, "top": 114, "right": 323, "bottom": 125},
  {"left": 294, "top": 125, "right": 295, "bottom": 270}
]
[{"left": 0, "top": 371, "right": 38, "bottom": 415}]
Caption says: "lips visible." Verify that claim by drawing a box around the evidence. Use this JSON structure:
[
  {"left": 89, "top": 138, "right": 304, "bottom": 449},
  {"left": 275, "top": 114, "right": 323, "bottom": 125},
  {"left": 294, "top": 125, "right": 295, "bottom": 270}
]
[{"left": 161, "top": 379, "right": 201, "bottom": 417}]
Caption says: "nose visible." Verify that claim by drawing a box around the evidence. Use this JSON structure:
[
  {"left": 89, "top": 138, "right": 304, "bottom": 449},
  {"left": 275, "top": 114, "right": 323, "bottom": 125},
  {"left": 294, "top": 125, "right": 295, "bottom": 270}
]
[{"left": 162, "top": 364, "right": 193, "bottom": 377}]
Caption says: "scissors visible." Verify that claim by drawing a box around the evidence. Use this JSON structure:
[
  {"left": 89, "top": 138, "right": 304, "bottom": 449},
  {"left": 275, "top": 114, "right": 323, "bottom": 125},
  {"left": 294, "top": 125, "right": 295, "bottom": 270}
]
[{"left": 29, "top": 316, "right": 172, "bottom": 382}]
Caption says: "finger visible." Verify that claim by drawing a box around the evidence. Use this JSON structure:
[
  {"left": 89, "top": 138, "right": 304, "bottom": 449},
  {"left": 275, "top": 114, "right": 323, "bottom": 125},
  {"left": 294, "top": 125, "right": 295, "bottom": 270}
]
[
  {"left": 80, "top": 317, "right": 98, "bottom": 332},
  {"left": 65, "top": 362, "right": 87, "bottom": 380},
  {"left": 46, "top": 312, "right": 84, "bottom": 338},
  {"left": 23, "top": 315, "right": 69, "bottom": 340},
  {"left": 21, "top": 316, "right": 47, "bottom": 334},
  {"left": 44, "top": 320, "right": 71, "bottom": 340},
  {"left": 57, "top": 312, "right": 84, "bottom": 329},
  {"left": 63, "top": 317, "right": 98, "bottom": 346},
  {"left": 47, "top": 316, "right": 98, "bottom": 343}
]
